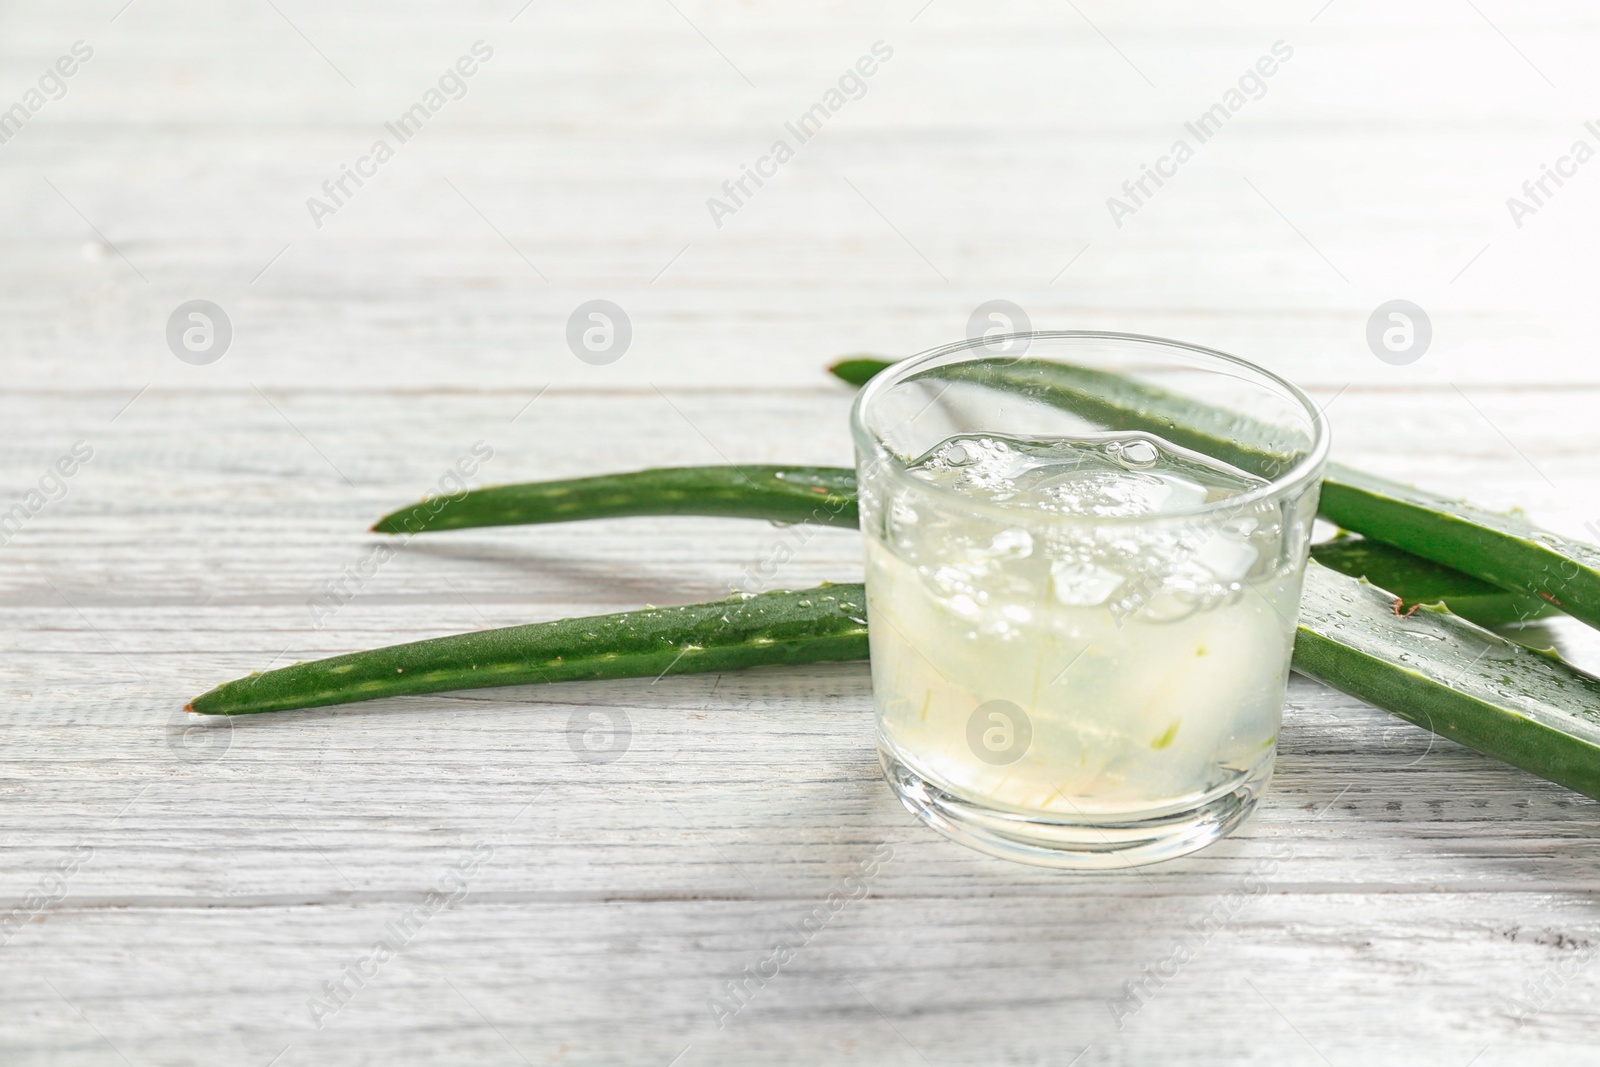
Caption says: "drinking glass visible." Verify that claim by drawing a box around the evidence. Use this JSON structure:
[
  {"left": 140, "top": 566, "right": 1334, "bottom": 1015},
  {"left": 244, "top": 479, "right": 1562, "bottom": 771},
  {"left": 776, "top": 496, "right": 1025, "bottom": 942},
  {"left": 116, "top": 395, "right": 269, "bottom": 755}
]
[{"left": 850, "top": 331, "right": 1328, "bottom": 868}]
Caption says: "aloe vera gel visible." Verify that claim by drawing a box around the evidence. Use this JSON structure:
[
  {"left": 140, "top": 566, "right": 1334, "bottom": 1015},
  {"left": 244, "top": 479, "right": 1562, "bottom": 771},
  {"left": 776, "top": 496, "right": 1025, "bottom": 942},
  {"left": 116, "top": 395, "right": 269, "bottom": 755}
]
[{"left": 852, "top": 334, "right": 1327, "bottom": 867}]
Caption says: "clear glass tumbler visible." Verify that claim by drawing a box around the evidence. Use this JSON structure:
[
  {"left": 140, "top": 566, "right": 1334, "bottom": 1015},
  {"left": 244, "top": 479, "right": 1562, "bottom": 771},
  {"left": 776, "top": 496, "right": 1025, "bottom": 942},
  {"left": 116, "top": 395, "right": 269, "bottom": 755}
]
[{"left": 850, "top": 332, "right": 1328, "bottom": 868}]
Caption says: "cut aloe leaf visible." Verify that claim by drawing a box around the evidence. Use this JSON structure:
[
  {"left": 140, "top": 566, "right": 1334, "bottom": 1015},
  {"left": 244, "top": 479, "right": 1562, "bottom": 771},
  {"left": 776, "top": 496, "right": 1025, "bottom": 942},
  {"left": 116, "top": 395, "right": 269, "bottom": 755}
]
[
  {"left": 187, "top": 584, "right": 870, "bottom": 716},
  {"left": 1294, "top": 564, "right": 1600, "bottom": 800},
  {"left": 832, "top": 355, "right": 1297, "bottom": 479},
  {"left": 1318, "top": 463, "right": 1600, "bottom": 632},
  {"left": 189, "top": 563, "right": 1600, "bottom": 804},
  {"left": 1310, "top": 535, "right": 1557, "bottom": 629},
  {"left": 827, "top": 356, "right": 892, "bottom": 387},
  {"left": 833, "top": 354, "right": 1600, "bottom": 632},
  {"left": 376, "top": 461, "right": 1535, "bottom": 626},
  {"left": 373, "top": 466, "right": 858, "bottom": 534}
]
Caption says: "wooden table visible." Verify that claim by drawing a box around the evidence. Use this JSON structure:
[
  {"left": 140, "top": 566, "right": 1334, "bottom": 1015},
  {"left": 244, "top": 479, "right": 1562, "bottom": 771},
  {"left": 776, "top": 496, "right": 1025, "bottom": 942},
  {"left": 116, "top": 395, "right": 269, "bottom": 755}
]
[{"left": 4, "top": 2, "right": 1599, "bottom": 1063}]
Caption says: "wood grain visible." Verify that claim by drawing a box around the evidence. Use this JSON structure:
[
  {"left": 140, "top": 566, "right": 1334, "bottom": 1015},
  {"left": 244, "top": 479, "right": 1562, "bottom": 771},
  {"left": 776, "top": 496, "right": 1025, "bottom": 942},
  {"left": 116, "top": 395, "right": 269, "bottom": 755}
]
[{"left": 3, "top": 2, "right": 1600, "bottom": 1064}]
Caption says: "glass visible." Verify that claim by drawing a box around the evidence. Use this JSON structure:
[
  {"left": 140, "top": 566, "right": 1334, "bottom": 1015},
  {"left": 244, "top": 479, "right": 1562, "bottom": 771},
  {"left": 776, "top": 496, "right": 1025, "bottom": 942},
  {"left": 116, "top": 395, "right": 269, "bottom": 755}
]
[{"left": 850, "top": 332, "right": 1328, "bottom": 868}]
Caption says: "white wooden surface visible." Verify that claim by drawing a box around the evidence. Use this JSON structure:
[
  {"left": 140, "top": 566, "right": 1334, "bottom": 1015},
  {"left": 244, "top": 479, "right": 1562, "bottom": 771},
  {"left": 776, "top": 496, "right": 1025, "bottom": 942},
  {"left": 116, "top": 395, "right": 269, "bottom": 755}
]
[{"left": 4, "top": 2, "right": 1600, "bottom": 1064}]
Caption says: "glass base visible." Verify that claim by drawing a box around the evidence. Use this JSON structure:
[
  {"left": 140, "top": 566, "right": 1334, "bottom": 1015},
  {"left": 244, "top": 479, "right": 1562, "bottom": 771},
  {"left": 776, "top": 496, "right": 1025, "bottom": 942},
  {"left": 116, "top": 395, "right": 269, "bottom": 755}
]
[{"left": 880, "top": 749, "right": 1272, "bottom": 870}]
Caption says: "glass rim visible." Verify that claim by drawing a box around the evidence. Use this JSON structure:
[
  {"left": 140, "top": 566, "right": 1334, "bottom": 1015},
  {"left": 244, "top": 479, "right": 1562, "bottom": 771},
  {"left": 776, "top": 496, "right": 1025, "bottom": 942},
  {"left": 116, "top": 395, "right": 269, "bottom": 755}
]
[{"left": 848, "top": 329, "right": 1331, "bottom": 526}]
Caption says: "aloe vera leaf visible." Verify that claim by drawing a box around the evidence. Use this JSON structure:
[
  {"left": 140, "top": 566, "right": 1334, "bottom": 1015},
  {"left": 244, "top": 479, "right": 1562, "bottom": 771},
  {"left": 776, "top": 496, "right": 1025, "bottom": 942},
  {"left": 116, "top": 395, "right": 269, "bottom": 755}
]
[
  {"left": 187, "top": 564, "right": 1600, "bottom": 804},
  {"left": 828, "top": 356, "right": 893, "bottom": 383},
  {"left": 831, "top": 355, "right": 1298, "bottom": 479},
  {"left": 372, "top": 466, "right": 859, "bottom": 534},
  {"left": 947, "top": 358, "right": 1300, "bottom": 479},
  {"left": 186, "top": 584, "right": 870, "bottom": 716},
  {"left": 827, "top": 356, "right": 891, "bottom": 387},
  {"left": 833, "top": 354, "right": 1600, "bottom": 630},
  {"left": 1317, "top": 462, "right": 1600, "bottom": 632},
  {"left": 1294, "top": 564, "right": 1600, "bottom": 800},
  {"left": 1310, "top": 535, "right": 1557, "bottom": 629},
  {"left": 372, "top": 459, "right": 1543, "bottom": 630}
]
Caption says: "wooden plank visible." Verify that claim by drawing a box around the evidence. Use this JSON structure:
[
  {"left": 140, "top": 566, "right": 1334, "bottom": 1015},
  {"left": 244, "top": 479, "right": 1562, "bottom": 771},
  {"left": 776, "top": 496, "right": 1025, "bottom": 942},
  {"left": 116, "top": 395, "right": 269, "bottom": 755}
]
[{"left": 4, "top": 1, "right": 1600, "bottom": 1062}]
